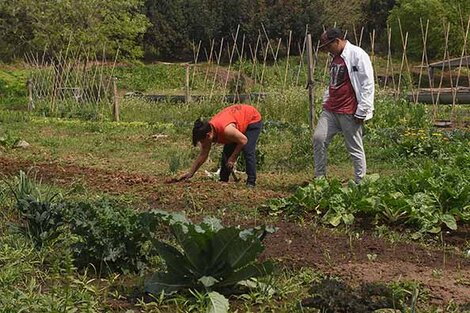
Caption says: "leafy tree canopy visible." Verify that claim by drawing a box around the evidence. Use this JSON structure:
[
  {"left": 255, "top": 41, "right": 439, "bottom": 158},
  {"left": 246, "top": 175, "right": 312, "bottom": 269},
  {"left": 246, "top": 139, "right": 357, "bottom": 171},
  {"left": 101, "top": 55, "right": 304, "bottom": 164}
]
[
  {"left": 0, "top": 0, "right": 149, "bottom": 61},
  {"left": 388, "top": 0, "right": 470, "bottom": 59}
]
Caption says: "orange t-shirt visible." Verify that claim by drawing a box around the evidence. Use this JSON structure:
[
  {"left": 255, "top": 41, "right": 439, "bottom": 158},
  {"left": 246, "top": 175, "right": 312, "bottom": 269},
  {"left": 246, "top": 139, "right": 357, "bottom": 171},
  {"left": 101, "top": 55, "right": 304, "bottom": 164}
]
[{"left": 209, "top": 104, "right": 262, "bottom": 144}]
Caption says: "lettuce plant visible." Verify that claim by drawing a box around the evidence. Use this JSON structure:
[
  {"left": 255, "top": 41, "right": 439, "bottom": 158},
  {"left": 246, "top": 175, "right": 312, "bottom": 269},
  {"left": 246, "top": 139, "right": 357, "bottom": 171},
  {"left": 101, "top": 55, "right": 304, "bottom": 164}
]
[{"left": 145, "top": 211, "right": 274, "bottom": 296}]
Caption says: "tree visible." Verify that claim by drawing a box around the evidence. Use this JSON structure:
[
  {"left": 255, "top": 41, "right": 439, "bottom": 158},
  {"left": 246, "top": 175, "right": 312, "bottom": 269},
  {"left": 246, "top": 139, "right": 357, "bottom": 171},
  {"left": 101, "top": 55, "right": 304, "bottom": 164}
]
[
  {"left": 388, "top": 0, "right": 470, "bottom": 59},
  {"left": 144, "top": 0, "right": 191, "bottom": 60},
  {"left": 0, "top": 0, "right": 35, "bottom": 61},
  {"left": 0, "top": 0, "right": 149, "bottom": 62}
]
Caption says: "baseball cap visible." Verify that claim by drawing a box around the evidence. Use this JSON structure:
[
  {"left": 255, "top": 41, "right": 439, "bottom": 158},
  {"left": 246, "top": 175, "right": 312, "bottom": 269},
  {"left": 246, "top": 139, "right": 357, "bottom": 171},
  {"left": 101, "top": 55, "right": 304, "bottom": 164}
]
[{"left": 319, "top": 28, "right": 344, "bottom": 48}]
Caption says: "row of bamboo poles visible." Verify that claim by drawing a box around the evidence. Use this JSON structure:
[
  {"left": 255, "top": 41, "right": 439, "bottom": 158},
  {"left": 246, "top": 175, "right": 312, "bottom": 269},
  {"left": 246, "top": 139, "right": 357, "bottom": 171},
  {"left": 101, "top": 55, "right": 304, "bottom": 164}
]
[{"left": 25, "top": 18, "right": 470, "bottom": 124}]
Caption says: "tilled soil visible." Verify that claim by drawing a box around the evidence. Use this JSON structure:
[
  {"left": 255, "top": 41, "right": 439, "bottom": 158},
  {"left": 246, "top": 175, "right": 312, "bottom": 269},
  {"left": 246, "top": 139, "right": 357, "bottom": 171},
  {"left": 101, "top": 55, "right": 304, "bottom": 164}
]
[{"left": 1, "top": 155, "right": 469, "bottom": 306}]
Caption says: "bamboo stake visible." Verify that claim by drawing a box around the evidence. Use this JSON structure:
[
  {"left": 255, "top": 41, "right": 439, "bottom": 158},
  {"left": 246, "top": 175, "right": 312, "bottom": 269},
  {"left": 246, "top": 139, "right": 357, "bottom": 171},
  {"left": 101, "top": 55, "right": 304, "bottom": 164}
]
[
  {"left": 283, "top": 30, "right": 292, "bottom": 89},
  {"left": 454, "top": 16, "right": 470, "bottom": 89},
  {"left": 112, "top": 77, "right": 119, "bottom": 122},
  {"left": 418, "top": 20, "right": 434, "bottom": 107},
  {"left": 306, "top": 34, "right": 316, "bottom": 158},
  {"left": 105, "top": 47, "right": 120, "bottom": 101},
  {"left": 185, "top": 63, "right": 191, "bottom": 103},
  {"left": 458, "top": 8, "right": 470, "bottom": 87},
  {"left": 435, "top": 23, "right": 451, "bottom": 108},
  {"left": 452, "top": 17, "right": 470, "bottom": 122},
  {"left": 397, "top": 19, "right": 414, "bottom": 100},
  {"left": 321, "top": 28, "right": 332, "bottom": 94},
  {"left": 353, "top": 25, "right": 358, "bottom": 45},
  {"left": 295, "top": 25, "right": 309, "bottom": 86},
  {"left": 234, "top": 34, "right": 246, "bottom": 102},
  {"left": 251, "top": 32, "right": 261, "bottom": 87},
  {"left": 222, "top": 25, "right": 240, "bottom": 100},
  {"left": 444, "top": 24, "right": 456, "bottom": 109},
  {"left": 261, "top": 23, "right": 281, "bottom": 74},
  {"left": 369, "top": 29, "right": 379, "bottom": 84},
  {"left": 27, "top": 79, "right": 34, "bottom": 111},
  {"left": 191, "top": 40, "right": 202, "bottom": 88},
  {"left": 384, "top": 26, "right": 396, "bottom": 90},
  {"left": 358, "top": 27, "right": 364, "bottom": 47},
  {"left": 96, "top": 45, "right": 106, "bottom": 103},
  {"left": 274, "top": 38, "right": 282, "bottom": 78},
  {"left": 259, "top": 35, "right": 270, "bottom": 88},
  {"left": 203, "top": 39, "right": 215, "bottom": 90},
  {"left": 209, "top": 38, "right": 225, "bottom": 100},
  {"left": 396, "top": 31, "right": 409, "bottom": 99}
]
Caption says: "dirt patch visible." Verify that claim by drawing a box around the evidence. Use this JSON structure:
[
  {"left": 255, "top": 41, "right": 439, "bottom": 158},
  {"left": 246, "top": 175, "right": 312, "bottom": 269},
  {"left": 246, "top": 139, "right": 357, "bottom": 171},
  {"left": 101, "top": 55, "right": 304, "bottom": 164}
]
[
  {"left": 1, "top": 155, "right": 469, "bottom": 306},
  {"left": 262, "top": 221, "right": 470, "bottom": 305},
  {"left": 0, "top": 156, "right": 282, "bottom": 211}
]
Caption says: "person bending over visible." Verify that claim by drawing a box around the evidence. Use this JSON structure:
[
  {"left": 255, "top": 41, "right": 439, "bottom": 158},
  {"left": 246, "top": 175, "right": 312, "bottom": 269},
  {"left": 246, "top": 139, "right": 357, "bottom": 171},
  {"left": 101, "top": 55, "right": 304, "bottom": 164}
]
[{"left": 179, "top": 104, "right": 263, "bottom": 187}]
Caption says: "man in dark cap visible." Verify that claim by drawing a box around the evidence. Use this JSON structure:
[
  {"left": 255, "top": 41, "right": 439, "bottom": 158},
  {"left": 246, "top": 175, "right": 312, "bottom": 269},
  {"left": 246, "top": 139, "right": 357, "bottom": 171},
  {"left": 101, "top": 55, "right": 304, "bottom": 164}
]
[{"left": 313, "top": 27, "right": 375, "bottom": 183}]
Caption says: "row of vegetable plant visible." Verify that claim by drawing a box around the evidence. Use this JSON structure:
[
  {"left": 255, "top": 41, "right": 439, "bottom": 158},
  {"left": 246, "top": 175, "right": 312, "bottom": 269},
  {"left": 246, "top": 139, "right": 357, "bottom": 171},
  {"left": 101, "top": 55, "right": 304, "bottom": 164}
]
[{"left": 264, "top": 150, "right": 470, "bottom": 235}]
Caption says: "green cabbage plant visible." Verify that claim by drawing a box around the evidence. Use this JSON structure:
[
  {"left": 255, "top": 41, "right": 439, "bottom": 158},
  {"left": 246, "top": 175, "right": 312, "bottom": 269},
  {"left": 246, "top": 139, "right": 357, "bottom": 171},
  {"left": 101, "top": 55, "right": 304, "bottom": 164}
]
[{"left": 145, "top": 211, "right": 274, "bottom": 296}]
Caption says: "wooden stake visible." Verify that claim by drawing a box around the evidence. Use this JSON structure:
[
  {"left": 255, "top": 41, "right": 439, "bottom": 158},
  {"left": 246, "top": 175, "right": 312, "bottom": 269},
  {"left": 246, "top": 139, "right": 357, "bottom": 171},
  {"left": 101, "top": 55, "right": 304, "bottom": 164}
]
[
  {"left": 27, "top": 79, "right": 34, "bottom": 111},
  {"left": 385, "top": 26, "right": 396, "bottom": 90},
  {"left": 418, "top": 20, "right": 434, "bottom": 106},
  {"left": 295, "top": 25, "right": 309, "bottom": 86},
  {"left": 435, "top": 23, "right": 452, "bottom": 107},
  {"left": 209, "top": 38, "right": 224, "bottom": 100},
  {"left": 191, "top": 40, "right": 202, "bottom": 88},
  {"left": 185, "top": 64, "right": 191, "bottom": 103},
  {"left": 397, "top": 18, "right": 414, "bottom": 100},
  {"left": 222, "top": 25, "right": 240, "bottom": 100},
  {"left": 203, "top": 39, "right": 215, "bottom": 90},
  {"left": 234, "top": 34, "right": 246, "bottom": 102},
  {"left": 369, "top": 29, "right": 378, "bottom": 84},
  {"left": 112, "top": 77, "right": 119, "bottom": 122},
  {"left": 283, "top": 30, "right": 292, "bottom": 88},
  {"left": 306, "top": 34, "right": 316, "bottom": 132}
]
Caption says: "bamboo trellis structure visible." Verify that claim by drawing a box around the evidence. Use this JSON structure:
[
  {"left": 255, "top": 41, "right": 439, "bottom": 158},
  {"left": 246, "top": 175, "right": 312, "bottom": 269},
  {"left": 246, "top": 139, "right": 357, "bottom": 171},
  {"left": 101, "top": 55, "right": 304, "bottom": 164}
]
[
  {"left": 25, "top": 45, "right": 118, "bottom": 114},
  {"left": 26, "top": 19, "right": 470, "bottom": 126}
]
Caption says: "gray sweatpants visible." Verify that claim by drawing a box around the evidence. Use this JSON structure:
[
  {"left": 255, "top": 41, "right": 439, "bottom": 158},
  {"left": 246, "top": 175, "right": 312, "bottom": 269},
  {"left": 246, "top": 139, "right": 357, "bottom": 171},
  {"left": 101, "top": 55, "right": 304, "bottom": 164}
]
[{"left": 313, "top": 110, "right": 366, "bottom": 183}]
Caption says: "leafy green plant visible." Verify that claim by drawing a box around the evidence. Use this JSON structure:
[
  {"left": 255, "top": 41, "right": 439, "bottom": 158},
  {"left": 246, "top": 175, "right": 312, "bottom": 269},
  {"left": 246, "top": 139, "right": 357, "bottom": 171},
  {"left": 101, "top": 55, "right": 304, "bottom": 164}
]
[
  {"left": 264, "top": 158, "right": 470, "bottom": 234},
  {"left": 145, "top": 211, "right": 274, "bottom": 297},
  {"left": 63, "top": 199, "right": 162, "bottom": 274},
  {"left": 7, "top": 171, "right": 162, "bottom": 273},
  {"left": 6, "top": 171, "right": 63, "bottom": 247}
]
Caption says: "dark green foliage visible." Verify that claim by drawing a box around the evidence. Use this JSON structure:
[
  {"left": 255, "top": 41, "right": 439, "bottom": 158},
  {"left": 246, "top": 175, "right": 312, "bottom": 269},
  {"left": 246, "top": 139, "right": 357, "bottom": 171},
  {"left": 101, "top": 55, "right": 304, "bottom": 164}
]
[
  {"left": 63, "top": 200, "right": 161, "bottom": 274},
  {"left": 16, "top": 197, "right": 161, "bottom": 273},
  {"left": 144, "top": 0, "right": 190, "bottom": 60},
  {"left": 0, "top": 0, "right": 148, "bottom": 61},
  {"left": 145, "top": 211, "right": 274, "bottom": 295},
  {"left": 9, "top": 172, "right": 162, "bottom": 273},
  {"left": 142, "top": 0, "right": 324, "bottom": 61},
  {"left": 388, "top": 0, "right": 470, "bottom": 59},
  {"left": 302, "top": 278, "right": 410, "bottom": 312},
  {"left": 16, "top": 197, "right": 66, "bottom": 248}
]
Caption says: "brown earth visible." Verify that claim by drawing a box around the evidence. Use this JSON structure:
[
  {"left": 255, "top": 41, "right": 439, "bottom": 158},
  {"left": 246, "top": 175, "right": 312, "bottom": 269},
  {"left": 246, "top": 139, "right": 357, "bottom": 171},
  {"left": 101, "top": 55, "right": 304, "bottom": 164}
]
[{"left": 1, "top": 155, "right": 469, "bottom": 306}]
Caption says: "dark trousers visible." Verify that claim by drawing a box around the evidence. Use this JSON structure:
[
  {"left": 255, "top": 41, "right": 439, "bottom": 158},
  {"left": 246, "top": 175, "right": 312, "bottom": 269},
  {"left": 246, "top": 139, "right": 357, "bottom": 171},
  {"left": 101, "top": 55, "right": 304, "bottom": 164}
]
[{"left": 220, "top": 121, "right": 263, "bottom": 185}]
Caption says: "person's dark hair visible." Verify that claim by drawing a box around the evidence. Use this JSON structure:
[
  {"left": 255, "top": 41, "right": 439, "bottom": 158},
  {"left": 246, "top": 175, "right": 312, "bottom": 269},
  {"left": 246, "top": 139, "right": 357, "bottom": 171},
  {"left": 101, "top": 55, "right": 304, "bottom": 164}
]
[
  {"left": 192, "top": 118, "right": 211, "bottom": 146},
  {"left": 323, "top": 28, "right": 345, "bottom": 41}
]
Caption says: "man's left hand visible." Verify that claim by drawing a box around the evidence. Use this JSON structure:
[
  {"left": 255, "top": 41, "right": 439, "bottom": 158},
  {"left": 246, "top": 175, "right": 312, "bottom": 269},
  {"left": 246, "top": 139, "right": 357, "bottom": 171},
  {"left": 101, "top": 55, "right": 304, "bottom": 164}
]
[{"left": 354, "top": 117, "right": 364, "bottom": 124}]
